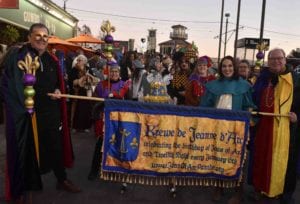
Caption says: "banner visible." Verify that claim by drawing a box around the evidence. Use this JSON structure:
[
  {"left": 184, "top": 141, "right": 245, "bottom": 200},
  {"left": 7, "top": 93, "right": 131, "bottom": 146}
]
[
  {"left": 101, "top": 99, "right": 250, "bottom": 187},
  {"left": 0, "top": 0, "right": 18, "bottom": 9}
]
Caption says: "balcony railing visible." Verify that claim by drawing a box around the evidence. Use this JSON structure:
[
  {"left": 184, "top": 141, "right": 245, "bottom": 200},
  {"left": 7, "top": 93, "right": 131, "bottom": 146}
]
[{"left": 170, "top": 32, "right": 188, "bottom": 40}]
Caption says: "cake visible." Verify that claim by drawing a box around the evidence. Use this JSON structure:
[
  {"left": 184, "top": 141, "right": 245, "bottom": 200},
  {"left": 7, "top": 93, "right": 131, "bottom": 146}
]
[{"left": 143, "top": 81, "right": 170, "bottom": 103}]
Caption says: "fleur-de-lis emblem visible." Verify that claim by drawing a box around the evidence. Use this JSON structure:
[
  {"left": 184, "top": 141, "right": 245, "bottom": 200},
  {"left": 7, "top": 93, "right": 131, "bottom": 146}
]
[
  {"left": 256, "top": 42, "right": 269, "bottom": 52},
  {"left": 101, "top": 20, "right": 116, "bottom": 35},
  {"left": 130, "top": 137, "right": 138, "bottom": 148},
  {"left": 109, "top": 134, "right": 116, "bottom": 144},
  {"left": 18, "top": 53, "right": 40, "bottom": 75}
]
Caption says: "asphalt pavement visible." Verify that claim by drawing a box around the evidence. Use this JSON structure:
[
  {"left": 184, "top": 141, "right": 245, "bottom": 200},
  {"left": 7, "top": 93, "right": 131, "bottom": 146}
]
[{"left": 0, "top": 124, "right": 300, "bottom": 204}]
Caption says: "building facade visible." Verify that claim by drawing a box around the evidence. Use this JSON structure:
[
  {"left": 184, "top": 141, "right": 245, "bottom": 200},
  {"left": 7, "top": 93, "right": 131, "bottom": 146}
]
[
  {"left": 147, "top": 29, "right": 156, "bottom": 53},
  {"left": 0, "top": 0, "right": 78, "bottom": 45},
  {"left": 159, "top": 24, "right": 191, "bottom": 55}
]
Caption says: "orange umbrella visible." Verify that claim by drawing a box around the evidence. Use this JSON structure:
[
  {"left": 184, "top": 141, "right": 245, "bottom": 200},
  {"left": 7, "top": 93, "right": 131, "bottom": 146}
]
[
  {"left": 66, "top": 34, "right": 103, "bottom": 44},
  {"left": 48, "top": 35, "right": 80, "bottom": 47},
  {"left": 81, "top": 47, "right": 96, "bottom": 58},
  {"left": 48, "top": 35, "right": 81, "bottom": 53}
]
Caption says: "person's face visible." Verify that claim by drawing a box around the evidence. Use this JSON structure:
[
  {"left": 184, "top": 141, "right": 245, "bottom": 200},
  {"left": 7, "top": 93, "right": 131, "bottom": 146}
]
[
  {"left": 129, "top": 54, "right": 135, "bottom": 61},
  {"left": 268, "top": 50, "right": 286, "bottom": 74},
  {"left": 110, "top": 69, "right": 120, "bottom": 81},
  {"left": 196, "top": 63, "right": 208, "bottom": 76},
  {"left": 179, "top": 60, "right": 189, "bottom": 71},
  {"left": 238, "top": 62, "right": 250, "bottom": 78},
  {"left": 221, "top": 59, "right": 234, "bottom": 78},
  {"left": 76, "top": 58, "right": 85, "bottom": 70},
  {"left": 28, "top": 27, "right": 49, "bottom": 55},
  {"left": 155, "top": 61, "right": 163, "bottom": 72},
  {"left": 51, "top": 48, "right": 56, "bottom": 55}
]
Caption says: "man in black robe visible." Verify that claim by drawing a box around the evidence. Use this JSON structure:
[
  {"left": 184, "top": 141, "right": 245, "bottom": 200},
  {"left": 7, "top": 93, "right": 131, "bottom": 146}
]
[{"left": 1, "top": 23, "right": 81, "bottom": 203}]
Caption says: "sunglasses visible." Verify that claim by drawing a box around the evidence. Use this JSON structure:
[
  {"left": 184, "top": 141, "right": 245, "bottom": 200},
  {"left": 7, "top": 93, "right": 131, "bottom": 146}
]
[{"left": 33, "top": 34, "right": 49, "bottom": 42}]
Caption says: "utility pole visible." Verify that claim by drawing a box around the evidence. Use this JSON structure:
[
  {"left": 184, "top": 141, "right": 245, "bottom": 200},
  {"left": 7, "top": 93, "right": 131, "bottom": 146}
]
[
  {"left": 223, "top": 13, "right": 230, "bottom": 57},
  {"left": 254, "top": 0, "right": 267, "bottom": 71},
  {"left": 63, "top": 0, "right": 68, "bottom": 10},
  {"left": 217, "top": 0, "right": 225, "bottom": 65},
  {"left": 233, "top": 0, "right": 241, "bottom": 60},
  {"left": 259, "top": 0, "right": 266, "bottom": 44}
]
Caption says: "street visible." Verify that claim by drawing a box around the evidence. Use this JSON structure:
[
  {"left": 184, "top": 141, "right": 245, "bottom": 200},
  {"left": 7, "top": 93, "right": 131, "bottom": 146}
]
[{"left": 0, "top": 124, "right": 300, "bottom": 204}]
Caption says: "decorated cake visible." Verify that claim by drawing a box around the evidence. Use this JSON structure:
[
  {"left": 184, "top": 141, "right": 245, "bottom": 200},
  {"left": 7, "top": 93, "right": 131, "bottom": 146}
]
[{"left": 144, "top": 81, "right": 171, "bottom": 103}]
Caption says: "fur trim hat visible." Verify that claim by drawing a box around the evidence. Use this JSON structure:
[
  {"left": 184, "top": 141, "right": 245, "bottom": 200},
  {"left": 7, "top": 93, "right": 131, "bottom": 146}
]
[{"left": 197, "top": 55, "right": 212, "bottom": 67}]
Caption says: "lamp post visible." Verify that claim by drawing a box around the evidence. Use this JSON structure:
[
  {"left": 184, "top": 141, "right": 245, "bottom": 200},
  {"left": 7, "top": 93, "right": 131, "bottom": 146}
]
[{"left": 223, "top": 13, "right": 230, "bottom": 57}]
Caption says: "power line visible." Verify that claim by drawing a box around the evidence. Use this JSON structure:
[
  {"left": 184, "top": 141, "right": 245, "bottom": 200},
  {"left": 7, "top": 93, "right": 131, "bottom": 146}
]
[
  {"left": 68, "top": 7, "right": 220, "bottom": 24},
  {"left": 68, "top": 7, "right": 300, "bottom": 39},
  {"left": 228, "top": 22, "right": 300, "bottom": 38}
]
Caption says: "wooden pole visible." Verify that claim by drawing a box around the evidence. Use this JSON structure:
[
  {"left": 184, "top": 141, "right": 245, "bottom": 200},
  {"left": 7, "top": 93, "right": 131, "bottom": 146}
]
[
  {"left": 48, "top": 93, "right": 105, "bottom": 102},
  {"left": 251, "top": 111, "right": 290, "bottom": 117},
  {"left": 48, "top": 93, "right": 290, "bottom": 117}
]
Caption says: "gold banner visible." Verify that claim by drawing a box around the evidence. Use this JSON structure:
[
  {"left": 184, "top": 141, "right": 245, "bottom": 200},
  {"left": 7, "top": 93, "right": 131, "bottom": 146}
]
[{"left": 102, "top": 105, "right": 249, "bottom": 187}]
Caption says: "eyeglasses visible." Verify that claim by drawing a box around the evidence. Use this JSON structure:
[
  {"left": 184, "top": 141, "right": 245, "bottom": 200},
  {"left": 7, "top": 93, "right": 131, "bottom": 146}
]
[
  {"left": 33, "top": 34, "right": 49, "bottom": 42},
  {"left": 269, "top": 57, "right": 285, "bottom": 61}
]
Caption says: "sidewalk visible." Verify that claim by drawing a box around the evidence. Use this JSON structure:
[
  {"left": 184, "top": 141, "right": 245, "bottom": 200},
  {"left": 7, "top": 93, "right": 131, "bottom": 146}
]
[{"left": 0, "top": 124, "right": 299, "bottom": 204}]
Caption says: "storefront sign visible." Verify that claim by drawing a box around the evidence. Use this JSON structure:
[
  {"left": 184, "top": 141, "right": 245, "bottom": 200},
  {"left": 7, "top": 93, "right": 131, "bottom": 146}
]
[
  {"left": 0, "top": 0, "right": 74, "bottom": 38},
  {"left": 0, "top": 0, "right": 19, "bottom": 9}
]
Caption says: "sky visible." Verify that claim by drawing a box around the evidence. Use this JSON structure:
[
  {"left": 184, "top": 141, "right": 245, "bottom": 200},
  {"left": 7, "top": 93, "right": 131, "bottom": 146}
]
[{"left": 52, "top": 0, "right": 300, "bottom": 58}]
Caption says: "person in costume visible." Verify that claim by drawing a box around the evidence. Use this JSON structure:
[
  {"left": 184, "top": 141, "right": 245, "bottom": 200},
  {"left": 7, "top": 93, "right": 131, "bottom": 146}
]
[
  {"left": 200, "top": 55, "right": 256, "bottom": 204},
  {"left": 140, "top": 57, "right": 172, "bottom": 99},
  {"left": 1, "top": 23, "right": 81, "bottom": 202},
  {"left": 185, "top": 55, "right": 216, "bottom": 106},
  {"left": 250, "top": 48, "right": 300, "bottom": 203},
  {"left": 88, "top": 64, "right": 130, "bottom": 180},
  {"left": 127, "top": 59, "right": 147, "bottom": 101},
  {"left": 68, "top": 54, "right": 98, "bottom": 132},
  {"left": 120, "top": 51, "right": 136, "bottom": 82},
  {"left": 168, "top": 51, "right": 191, "bottom": 105}
]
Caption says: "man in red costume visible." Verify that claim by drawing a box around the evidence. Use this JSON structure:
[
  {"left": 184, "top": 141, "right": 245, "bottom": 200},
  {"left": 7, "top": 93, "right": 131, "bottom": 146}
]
[
  {"left": 1, "top": 23, "right": 81, "bottom": 203},
  {"left": 251, "top": 48, "right": 300, "bottom": 203}
]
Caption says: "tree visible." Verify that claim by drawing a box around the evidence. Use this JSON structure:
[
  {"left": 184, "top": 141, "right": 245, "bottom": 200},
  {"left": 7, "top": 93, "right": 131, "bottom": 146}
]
[
  {"left": 288, "top": 49, "right": 300, "bottom": 58},
  {"left": 0, "top": 25, "right": 20, "bottom": 46},
  {"left": 81, "top": 24, "right": 91, "bottom": 35}
]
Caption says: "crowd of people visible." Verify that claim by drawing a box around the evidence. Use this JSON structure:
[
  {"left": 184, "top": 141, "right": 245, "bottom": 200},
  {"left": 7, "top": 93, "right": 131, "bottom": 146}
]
[{"left": 0, "top": 23, "right": 300, "bottom": 204}]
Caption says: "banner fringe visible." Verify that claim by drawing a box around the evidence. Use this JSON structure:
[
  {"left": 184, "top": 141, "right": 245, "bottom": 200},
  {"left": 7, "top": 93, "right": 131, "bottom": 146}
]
[{"left": 100, "top": 171, "right": 240, "bottom": 188}]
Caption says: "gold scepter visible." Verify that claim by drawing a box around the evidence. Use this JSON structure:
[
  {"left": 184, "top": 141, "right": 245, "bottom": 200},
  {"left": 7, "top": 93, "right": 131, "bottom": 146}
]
[
  {"left": 18, "top": 53, "right": 40, "bottom": 165},
  {"left": 101, "top": 20, "right": 116, "bottom": 95}
]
